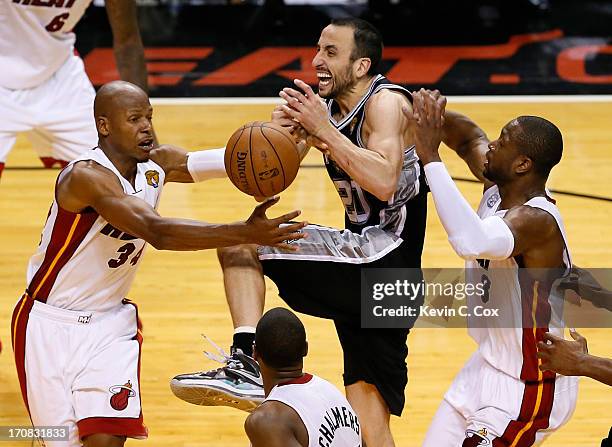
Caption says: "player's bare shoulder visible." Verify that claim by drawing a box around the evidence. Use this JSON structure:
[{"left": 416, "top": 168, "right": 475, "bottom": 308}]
[
  {"left": 504, "top": 203, "right": 565, "bottom": 265},
  {"left": 56, "top": 160, "right": 123, "bottom": 213},
  {"left": 505, "top": 204, "right": 559, "bottom": 239},
  {"left": 366, "top": 88, "right": 411, "bottom": 116},
  {"left": 245, "top": 400, "right": 305, "bottom": 445},
  {"left": 363, "top": 88, "right": 413, "bottom": 146},
  {"left": 246, "top": 400, "right": 299, "bottom": 428}
]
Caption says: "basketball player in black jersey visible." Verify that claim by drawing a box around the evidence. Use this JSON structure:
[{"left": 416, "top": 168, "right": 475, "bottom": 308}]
[{"left": 171, "top": 19, "right": 427, "bottom": 447}]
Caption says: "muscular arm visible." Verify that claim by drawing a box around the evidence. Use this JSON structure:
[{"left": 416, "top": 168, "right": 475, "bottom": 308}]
[
  {"left": 105, "top": 0, "right": 148, "bottom": 92},
  {"left": 57, "top": 161, "right": 304, "bottom": 251},
  {"left": 245, "top": 403, "right": 306, "bottom": 447},
  {"left": 281, "top": 80, "right": 406, "bottom": 201},
  {"left": 503, "top": 205, "right": 566, "bottom": 267},
  {"left": 315, "top": 91, "right": 407, "bottom": 201},
  {"left": 442, "top": 110, "right": 493, "bottom": 189}
]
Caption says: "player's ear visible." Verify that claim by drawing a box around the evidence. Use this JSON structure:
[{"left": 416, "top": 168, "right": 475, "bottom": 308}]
[
  {"left": 97, "top": 116, "right": 110, "bottom": 137},
  {"left": 355, "top": 57, "right": 371, "bottom": 78},
  {"left": 515, "top": 155, "right": 533, "bottom": 175},
  {"left": 252, "top": 343, "right": 259, "bottom": 361},
  {"left": 303, "top": 340, "right": 308, "bottom": 357}
]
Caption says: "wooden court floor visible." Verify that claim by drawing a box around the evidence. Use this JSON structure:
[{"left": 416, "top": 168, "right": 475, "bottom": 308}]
[{"left": 0, "top": 101, "right": 610, "bottom": 446}]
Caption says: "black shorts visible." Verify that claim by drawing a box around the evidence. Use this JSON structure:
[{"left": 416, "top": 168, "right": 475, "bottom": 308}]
[{"left": 261, "top": 239, "right": 419, "bottom": 416}]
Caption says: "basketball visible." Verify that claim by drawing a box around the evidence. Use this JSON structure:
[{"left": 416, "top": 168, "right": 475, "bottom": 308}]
[{"left": 224, "top": 121, "right": 300, "bottom": 197}]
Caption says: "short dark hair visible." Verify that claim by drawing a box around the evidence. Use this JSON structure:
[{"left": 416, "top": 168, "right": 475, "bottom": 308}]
[
  {"left": 331, "top": 18, "right": 383, "bottom": 75},
  {"left": 514, "top": 116, "right": 563, "bottom": 177},
  {"left": 255, "top": 308, "right": 307, "bottom": 369}
]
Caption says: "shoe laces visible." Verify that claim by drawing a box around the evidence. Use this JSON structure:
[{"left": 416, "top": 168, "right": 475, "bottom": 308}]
[
  {"left": 201, "top": 334, "right": 246, "bottom": 371},
  {"left": 201, "top": 334, "right": 231, "bottom": 364}
]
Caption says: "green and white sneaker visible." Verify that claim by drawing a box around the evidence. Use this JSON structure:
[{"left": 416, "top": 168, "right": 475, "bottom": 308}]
[{"left": 170, "top": 338, "right": 264, "bottom": 412}]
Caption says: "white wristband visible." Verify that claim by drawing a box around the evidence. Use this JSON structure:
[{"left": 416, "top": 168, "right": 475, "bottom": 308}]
[{"left": 186, "top": 148, "right": 227, "bottom": 182}]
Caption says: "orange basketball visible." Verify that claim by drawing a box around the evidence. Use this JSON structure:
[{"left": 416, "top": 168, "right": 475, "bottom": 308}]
[{"left": 224, "top": 121, "right": 300, "bottom": 197}]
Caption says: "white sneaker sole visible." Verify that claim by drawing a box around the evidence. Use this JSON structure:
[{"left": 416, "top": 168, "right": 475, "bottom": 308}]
[{"left": 170, "top": 378, "right": 263, "bottom": 413}]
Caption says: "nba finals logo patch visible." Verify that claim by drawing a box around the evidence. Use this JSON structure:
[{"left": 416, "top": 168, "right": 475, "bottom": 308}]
[
  {"left": 465, "top": 428, "right": 491, "bottom": 446},
  {"left": 487, "top": 193, "right": 500, "bottom": 208},
  {"left": 145, "top": 170, "right": 160, "bottom": 188},
  {"left": 109, "top": 380, "right": 136, "bottom": 411}
]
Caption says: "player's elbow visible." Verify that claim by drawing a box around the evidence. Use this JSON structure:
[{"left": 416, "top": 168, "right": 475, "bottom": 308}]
[
  {"left": 141, "top": 218, "right": 172, "bottom": 250},
  {"left": 371, "top": 178, "right": 398, "bottom": 202},
  {"left": 449, "top": 237, "right": 479, "bottom": 260},
  {"left": 448, "top": 235, "right": 513, "bottom": 261}
]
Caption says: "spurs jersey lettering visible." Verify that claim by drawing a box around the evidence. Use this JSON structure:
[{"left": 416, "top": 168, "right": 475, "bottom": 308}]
[
  {"left": 466, "top": 185, "right": 571, "bottom": 381},
  {"left": 324, "top": 74, "right": 427, "bottom": 266},
  {"left": 265, "top": 374, "right": 361, "bottom": 447},
  {"left": 26, "top": 147, "right": 165, "bottom": 312},
  {"left": 0, "top": 0, "right": 92, "bottom": 89}
]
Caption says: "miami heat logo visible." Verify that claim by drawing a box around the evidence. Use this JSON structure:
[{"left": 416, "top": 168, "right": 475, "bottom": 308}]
[
  {"left": 109, "top": 380, "right": 136, "bottom": 411},
  {"left": 145, "top": 170, "right": 160, "bottom": 188},
  {"left": 465, "top": 428, "right": 491, "bottom": 446}
]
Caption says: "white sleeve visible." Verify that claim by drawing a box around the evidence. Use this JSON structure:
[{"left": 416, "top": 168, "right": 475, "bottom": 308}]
[
  {"left": 186, "top": 148, "right": 227, "bottom": 182},
  {"left": 424, "top": 162, "right": 515, "bottom": 261}
]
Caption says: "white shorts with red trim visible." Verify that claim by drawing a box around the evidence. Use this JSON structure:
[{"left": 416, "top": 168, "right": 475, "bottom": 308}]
[
  {"left": 0, "top": 54, "right": 96, "bottom": 167},
  {"left": 12, "top": 296, "right": 147, "bottom": 446},
  {"left": 423, "top": 351, "right": 578, "bottom": 447}
]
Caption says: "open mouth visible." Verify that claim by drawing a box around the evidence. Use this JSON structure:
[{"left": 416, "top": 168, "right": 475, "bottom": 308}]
[
  {"left": 138, "top": 138, "right": 154, "bottom": 152},
  {"left": 317, "top": 71, "right": 332, "bottom": 87}
]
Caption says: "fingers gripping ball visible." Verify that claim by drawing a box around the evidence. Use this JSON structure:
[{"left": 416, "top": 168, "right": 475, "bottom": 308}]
[{"left": 225, "top": 122, "right": 300, "bottom": 197}]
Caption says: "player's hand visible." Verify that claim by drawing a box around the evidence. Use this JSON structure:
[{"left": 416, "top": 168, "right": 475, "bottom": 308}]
[
  {"left": 403, "top": 89, "right": 447, "bottom": 164},
  {"left": 245, "top": 197, "right": 308, "bottom": 251},
  {"left": 558, "top": 267, "right": 612, "bottom": 311},
  {"left": 537, "top": 329, "right": 589, "bottom": 376},
  {"left": 292, "top": 125, "right": 330, "bottom": 155},
  {"left": 271, "top": 105, "right": 299, "bottom": 132},
  {"left": 279, "top": 79, "right": 333, "bottom": 140}
]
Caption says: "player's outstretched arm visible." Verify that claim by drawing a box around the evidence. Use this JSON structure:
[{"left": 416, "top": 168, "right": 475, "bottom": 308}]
[
  {"left": 245, "top": 404, "right": 305, "bottom": 447},
  {"left": 57, "top": 162, "right": 306, "bottom": 251},
  {"left": 538, "top": 330, "right": 612, "bottom": 386},
  {"left": 149, "top": 144, "right": 227, "bottom": 184},
  {"left": 280, "top": 79, "right": 403, "bottom": 201},
  {"left": 409, "top": 89, "right": 516, "bottom": 261},
  {"left": 105, "top": 0, "right": 148, "bottom": 92}
]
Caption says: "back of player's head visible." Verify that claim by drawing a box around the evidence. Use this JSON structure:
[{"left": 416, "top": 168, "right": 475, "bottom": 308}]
[
  {"left": 514, "top": 116, "right": 563, "bottom": 177},
  {"left": 331, "top": 17, "right": 383, "bottom": 75},
  {"left": 255, "top": 308, "right": 307, "bottom": 369}
]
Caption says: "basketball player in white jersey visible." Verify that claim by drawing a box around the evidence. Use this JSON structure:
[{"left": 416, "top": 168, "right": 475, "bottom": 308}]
[
  {"left": 246, "top": 307, "right": 362, "bottom": 447},
  {"left": 0, "top": 0, "right": 147, "bottom": 178},
  {"left": 11, "top": 80, "right": 306, "bottom": 447},
  {"left": 405, "top": 90, "right": 578, "bottom": 446}
]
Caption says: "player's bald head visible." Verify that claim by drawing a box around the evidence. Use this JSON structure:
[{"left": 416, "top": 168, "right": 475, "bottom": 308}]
[{"left": 94, "top": 81, "right": 149, "bottom": 118}]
